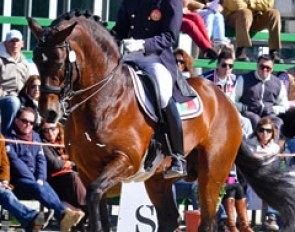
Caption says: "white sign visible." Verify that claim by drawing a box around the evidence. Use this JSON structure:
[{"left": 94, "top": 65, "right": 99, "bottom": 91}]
[{"left": 117, "top": 182, "right": 158, "bottom": 232}]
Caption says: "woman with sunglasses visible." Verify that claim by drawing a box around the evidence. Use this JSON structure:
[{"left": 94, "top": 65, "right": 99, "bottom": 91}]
[
  {"left": 246, "top": 117, "right": 282, "bottom": 231},
  {"left": 40, "top": 121, "right": 87, "bottom": 217},
  {"left": 173, "top": 48, "right": 196, "bottom": 79},
  {"left": 18, "top": 75, "right": 41, "bottom": 129}
]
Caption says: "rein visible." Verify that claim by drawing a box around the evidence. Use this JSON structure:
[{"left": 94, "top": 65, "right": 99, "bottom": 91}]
[{"left": 37, "top": 40, "right": 123, "bottom": 116}]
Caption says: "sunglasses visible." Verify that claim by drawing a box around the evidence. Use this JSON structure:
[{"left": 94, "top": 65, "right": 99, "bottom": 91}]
[
  {"left": 42, "top": 127, "right": 57, "bottom": 134},
  {"left": 259, "top": 64, "right": 272, "bottom": 71},
  {"left": 176, "top": 59, "right": 185, "bottom": 65},
  {"left": 19, "top": 118, "right": 34, "bottom": 126},
  {"left": 258, "top": 127, "right": 273, "bottom": 134},
  {"left": 31, "top": 84, "right": 40, "bottom": 90},
  {"left": 221, "top": 63, "right": 233, "bottom": 69}
]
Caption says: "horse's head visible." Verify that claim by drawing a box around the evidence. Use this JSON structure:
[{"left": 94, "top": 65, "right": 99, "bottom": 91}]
[{"left": 27, "top": 16, "right": 79, "bottom": 123}]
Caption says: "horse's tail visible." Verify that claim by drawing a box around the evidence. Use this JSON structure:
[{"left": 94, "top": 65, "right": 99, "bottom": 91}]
[{"left": 235, "top": 141, "right": 295, "bottom": 232}]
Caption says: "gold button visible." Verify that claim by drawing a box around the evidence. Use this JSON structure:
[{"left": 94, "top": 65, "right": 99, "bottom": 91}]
[
  {"left": 130, "top": 25, "right": 135, "bottom": 29},
  {"left": 147, "top": 17, "right": 151, "bottom": 20},
  {"left": 145, "top": 28, "right": 149, "bottom": 31},
  {"left": 131, "top": 14, "right": 135, "bottom": 18}
]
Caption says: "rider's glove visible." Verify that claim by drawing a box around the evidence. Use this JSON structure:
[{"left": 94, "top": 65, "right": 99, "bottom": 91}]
[{"left": 123, "top": 39, "right": 145, "bottom": 53}]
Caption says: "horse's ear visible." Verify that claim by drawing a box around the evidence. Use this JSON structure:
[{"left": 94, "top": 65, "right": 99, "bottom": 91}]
[
  {"left": 51, "top": 22, "right": 78, "bottom": 45},
  {"left": 26, "top": 17, "right": 43, "bottom": 41}
]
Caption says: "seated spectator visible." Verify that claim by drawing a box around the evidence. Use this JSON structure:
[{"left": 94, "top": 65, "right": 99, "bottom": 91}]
[
  {"left": 0, "top": 30, "right": 31, "bottom": 134},
  {"left": 188, "top": 0, "right": 230, "bottom": 48},
  {"left": 201, "top": 50, "right": 253, "bottom": 138},
  {"left": 223, "top": 165, "right": 253, "bottom": 232},
  {"left": 5, "top": 107, "right": 85, "bottom": 231},
  {"left": 0, "top": 133, "right": 45, "bottom": 232},
  {"left": 235, "top": 54, "right": 289, "bottom": 132},
  {"left": 18, "top": 75, "right": 41, "bottom": 129},
  {"left": 246, "top": 117, "right": 281, "bottom": 231},
  {"left": 40, "top": 121, "right": 86, "bottom": 211},
  {"left": 222, "top": 0, "right": 283, "bottom": 63},
  {"left": 277, "top": 67, "right": 295, "bottom": 108},
  {"left": 182, "top": 0, "right": 218, "bottom": 59},
  {"left": 173, "top": 48, "right": 196, "bottom": 79}
]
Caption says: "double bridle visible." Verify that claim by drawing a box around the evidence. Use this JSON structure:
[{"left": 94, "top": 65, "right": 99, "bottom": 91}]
[{"left": 37, "top": 40, "right": 122, "bottom": 117}]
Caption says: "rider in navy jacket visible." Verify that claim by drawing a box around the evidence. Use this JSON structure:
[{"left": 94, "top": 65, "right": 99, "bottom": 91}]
[{"left": 112, "top": 0, "right": 187, "bottom": 179}]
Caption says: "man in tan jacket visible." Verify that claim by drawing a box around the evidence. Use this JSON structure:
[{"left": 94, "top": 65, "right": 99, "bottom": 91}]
[{"left": 223, "top": 0, "right": 283, "bottom": 63}]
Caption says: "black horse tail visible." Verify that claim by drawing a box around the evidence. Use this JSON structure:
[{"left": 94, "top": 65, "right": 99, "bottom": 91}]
[{"left": 235, "top": 141, "right": 295, "bottom": 232}]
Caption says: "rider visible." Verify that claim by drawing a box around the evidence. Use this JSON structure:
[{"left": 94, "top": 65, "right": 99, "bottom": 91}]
[{"left": 111, "top": 0, "right": 187, "bottom": 179}]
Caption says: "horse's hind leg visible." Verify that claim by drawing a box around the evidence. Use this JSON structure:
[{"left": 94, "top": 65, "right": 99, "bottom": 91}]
[
  {"left": 145, "top": 175, "right": 179, "bottom": 232},
  {"left": 87, "top": 154, "right": 134, "bottom": 232}
]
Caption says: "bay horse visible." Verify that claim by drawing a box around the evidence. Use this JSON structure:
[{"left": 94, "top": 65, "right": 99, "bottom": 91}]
[{"left": 27, "top": 11, "right": 295, "bottom": 232}]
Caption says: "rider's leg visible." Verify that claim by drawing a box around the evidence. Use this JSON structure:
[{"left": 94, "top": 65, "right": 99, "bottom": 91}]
[{"left": 131, "top": 56, "right": 187, "bottom": 178}]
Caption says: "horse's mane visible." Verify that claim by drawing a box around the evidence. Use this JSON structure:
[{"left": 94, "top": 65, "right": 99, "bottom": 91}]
[{"left": 40, "top": 9, "right": 120, "bottom": 62}]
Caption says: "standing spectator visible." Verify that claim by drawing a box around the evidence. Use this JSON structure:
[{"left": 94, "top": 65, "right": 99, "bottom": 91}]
[
  {"left": 223, "top": 0, "right": 283, "bottom": 63},
  {"left": 222, "top": 165, "right": 254, "bottom": 232},
  {"left": 40, "top": 121, "right": 86, "bottom": 211},
  {"left": 182, "top": 0, "right": 218, "bottom": 59},
  {"left": 0, "top": 133, "right": 45, "bottom": 232},
  {"left": 111, "top": 0, "right": 187, "bottom": 178},
  {"left": 187, "top": 0, "right": 230, "bottom": 47},
  {"left": 5, "top": 107, "right": 84, "bottom": 231},
  {"left": 235, "top": 54, "right": 289, "bottom": 131},
  {"left": 246, "top": 117, "right": 281, "bottom": 231},
  {"left": 173, "top": 48, "right": 196, "bottom": 79},
  {"left": 202, "top": 50, "right": 253, "bottom": 138},
  {"left": 0, "top": 30, "right": 31, "bottom": 134},
  {"left": 18, "top": 75, "right": 41, "bottom": 129}
]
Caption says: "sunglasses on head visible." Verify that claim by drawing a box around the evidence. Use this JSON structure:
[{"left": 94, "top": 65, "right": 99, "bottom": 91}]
[
  {"left": 221, "top": 63, "right": 233, "bottom": 69},
  {"left": 31, "top": 84, "right": 40, "bottom": 90},
  {"left": 176, "top": 59, "right": 185, "bottom": 65},
  {"left": 258, "top": 127, "right": 273, "bottom": 133},
  {"left": 42, "top": 127, "right": 57, "bottom": 134},
  {"left": 259, "top": 64, "right": 272, "bottom": 71},
  {"left": 19, "top": 118, "right": 34, "bottom": 126}
]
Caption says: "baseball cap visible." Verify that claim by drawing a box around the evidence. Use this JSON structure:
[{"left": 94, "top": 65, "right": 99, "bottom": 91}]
[{"left": 5, "top": 30, "right": 23, "bottom": 41}]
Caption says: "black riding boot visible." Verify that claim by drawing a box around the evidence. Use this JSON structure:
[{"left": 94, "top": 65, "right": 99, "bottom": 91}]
[{"left": 162, "top": 98, "right": 187, "bottom": 179}]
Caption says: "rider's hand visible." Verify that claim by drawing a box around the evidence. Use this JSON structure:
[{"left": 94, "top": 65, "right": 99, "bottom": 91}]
[{"left": 123, "top": 39, "right": 145, "bottom": 53}]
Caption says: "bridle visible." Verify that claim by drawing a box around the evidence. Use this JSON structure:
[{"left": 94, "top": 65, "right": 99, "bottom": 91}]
[{"left": 36, "top": 38, "right": 122, "bottom": 117}]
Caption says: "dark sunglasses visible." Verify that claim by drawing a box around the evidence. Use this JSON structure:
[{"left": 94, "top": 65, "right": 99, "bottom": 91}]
[
  {"left": 42, "top": 127, "right": 57, "bottom": 134},
  {"left": 258, "top": 127, "right": 273, "bottom": 134},
  {"left": 31, "top": 84, "right": 41, "bottom": 90},
  {"left": 259, "top": 64, "right": 272, "bottom": 71},
  {"left": 19, "top": 118, "right": 34, "bottom": 126},
  {"left": 221, "top": 63, "right": 233, "bottom": 69},
  {"left": 176, "top": 59, "right": 185, "bottom": 65}
]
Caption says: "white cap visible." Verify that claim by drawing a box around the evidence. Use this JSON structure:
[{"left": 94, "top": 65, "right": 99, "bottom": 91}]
[{"left": 5, "top": 30, "right": 23, "bottom": 41}]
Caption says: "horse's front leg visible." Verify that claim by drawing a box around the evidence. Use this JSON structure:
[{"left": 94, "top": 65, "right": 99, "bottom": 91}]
[{"left": 86, "top": 153, "right": 134, "bottom": 232}]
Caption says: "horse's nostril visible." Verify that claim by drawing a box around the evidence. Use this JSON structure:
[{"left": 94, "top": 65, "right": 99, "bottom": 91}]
[{"left": 47, "top": 110, "right": 58, "bottom": 123}]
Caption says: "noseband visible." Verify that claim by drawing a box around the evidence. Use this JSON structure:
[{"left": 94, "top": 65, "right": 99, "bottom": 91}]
[{"left": 37, "top": 39, "right": 122, "bottom": 117}]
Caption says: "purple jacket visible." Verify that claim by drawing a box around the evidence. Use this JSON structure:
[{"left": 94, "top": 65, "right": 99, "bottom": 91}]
[{"left": 5, "top": 129, "right": 47, "bottom": 182}]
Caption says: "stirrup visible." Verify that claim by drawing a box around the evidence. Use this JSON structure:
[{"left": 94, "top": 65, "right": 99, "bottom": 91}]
[{"left": 163, "top": 156, "right": 187, "bottom": 179}]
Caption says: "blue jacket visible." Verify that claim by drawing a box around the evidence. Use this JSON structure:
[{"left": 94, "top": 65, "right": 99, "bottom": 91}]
[
  {"left": 112, "top": 0, "right": 189, "bottom": 102},
  {"left": 5, "top": 129, "right": 47, "bottom": 182}
]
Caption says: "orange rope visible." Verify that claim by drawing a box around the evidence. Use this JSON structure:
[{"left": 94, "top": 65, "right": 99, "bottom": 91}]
[{"left": 0, "top": 138, "right": 65, "bottom": 148}]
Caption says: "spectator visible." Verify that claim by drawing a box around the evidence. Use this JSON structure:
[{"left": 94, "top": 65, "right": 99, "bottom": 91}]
[
  {"left": 187, "top": 0, "right": 230, "bottom": 47},
  {"left": 5, "top": 107, "right": 84, "bottom": 231},
  {"left": 18, "top": 75, "right": 41, "bottom": 129},
  {"left": 223, "top": 0, "right": 283, "bottom": 63},
  {"left": 246, "top": 117, "right": 281, "bottom": 231},
  {"left": 235, "top": 54, "right": 289, "bottom": 132},
  {"left": 0, "top": 133, "right": 45, "bottom": 232},
  {"left": 277, "top": 67, "right": 295, "bottom": 108},
  {"left": 182, "top": 0, "right": 218, "bottom": 59},
  {"left": 0, "top": 30, "right": 31, "bottom": 134},
  {"left": 40, "top": 121, "right": 86, "bottom": 211},
  {"left": 201, "top": 50, "right": 253, "bottom": 138},
  {"left": 222, "top": 165, "right": 254, "bottom": 232},
  {"left": 173, "top": 48, "right": 196, "bottom": 79}
]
